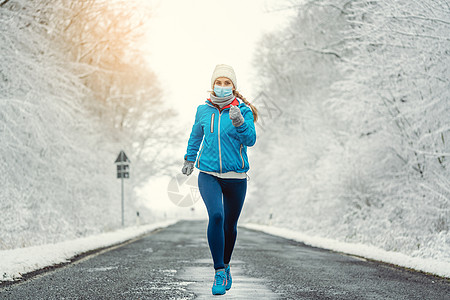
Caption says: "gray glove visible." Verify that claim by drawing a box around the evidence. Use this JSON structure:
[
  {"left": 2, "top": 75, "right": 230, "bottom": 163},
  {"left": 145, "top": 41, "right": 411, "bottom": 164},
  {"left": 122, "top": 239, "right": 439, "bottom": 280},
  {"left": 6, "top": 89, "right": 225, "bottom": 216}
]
[
  {"left": 181, "top": 159, "right": 194, "bottom": 176},
  {"left": 229, "top": 105, "right": 245, "bottom": 127}
]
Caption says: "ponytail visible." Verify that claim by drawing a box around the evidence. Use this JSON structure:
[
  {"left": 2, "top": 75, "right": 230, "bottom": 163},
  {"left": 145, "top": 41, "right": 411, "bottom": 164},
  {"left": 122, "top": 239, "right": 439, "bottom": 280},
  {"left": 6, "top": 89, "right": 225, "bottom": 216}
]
[{"left": 233, "top": 90, "right": 258, "bottom": 122}]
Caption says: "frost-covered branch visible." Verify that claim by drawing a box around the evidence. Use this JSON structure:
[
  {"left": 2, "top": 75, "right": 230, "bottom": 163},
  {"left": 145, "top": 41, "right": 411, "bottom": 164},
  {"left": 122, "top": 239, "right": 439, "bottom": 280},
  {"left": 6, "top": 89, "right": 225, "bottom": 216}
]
[{"left": 248, "top": 0, "right": 450, "bottom": 262}]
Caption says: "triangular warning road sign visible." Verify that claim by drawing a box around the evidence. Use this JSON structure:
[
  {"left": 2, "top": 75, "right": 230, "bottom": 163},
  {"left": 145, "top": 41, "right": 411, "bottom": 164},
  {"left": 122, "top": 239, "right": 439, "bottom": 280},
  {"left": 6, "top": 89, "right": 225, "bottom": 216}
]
[{"left": 115, "top": 150, "right": 130, "bottom": 163}]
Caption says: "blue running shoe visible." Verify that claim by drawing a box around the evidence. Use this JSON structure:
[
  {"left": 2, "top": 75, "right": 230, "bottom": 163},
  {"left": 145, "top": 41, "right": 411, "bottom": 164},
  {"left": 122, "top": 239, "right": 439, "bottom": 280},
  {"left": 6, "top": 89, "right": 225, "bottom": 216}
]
[
  {"left": 212, "top": 269, "right": 227, "bottom": 295},
  {"left": 225, "top": 265, "right": 232, "bottom": 290}
]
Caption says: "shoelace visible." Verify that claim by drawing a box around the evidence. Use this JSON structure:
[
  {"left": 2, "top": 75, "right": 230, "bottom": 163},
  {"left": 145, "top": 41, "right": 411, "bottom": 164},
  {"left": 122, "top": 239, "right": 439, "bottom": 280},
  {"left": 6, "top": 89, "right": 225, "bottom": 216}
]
[
  {"left": 226, "top": 268, "right": 231, "bottom": 280},
  {"left": 214, "top": 272, "right": 226, "bottom": 286}
]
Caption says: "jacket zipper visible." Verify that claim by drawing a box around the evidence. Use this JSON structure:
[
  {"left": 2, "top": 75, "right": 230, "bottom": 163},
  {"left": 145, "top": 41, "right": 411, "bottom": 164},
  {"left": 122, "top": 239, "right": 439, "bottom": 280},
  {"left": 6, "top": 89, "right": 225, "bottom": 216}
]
[
  {"left": 210, "top": 113, "right": 215, "bottom": 133},
  {"left": 218, "top": 111, "right": 223, "bottom": 173},
  {"left": 239, "top": 144, "right": 245, "bottom": 168}
]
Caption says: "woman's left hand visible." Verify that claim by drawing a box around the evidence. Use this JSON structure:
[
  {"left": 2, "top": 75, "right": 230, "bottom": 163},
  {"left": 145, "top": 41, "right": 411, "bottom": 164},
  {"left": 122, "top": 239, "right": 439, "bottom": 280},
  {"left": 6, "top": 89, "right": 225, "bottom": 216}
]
[{"left": 229, "top": 105, "right": 245, "bottom": 127}]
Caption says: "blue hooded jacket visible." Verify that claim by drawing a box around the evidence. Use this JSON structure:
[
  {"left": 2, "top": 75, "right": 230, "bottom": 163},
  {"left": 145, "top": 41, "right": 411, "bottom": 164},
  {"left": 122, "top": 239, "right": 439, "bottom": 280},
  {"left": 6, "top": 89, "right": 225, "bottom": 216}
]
[{"left": 184, "top": 97, "right": 256, "bottom": 173}]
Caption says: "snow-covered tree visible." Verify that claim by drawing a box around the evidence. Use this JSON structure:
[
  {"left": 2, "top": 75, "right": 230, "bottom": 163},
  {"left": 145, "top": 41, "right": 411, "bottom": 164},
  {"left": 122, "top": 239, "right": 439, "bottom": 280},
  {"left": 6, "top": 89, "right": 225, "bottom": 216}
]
[
  {"left": 245, "top": 0, "right": 450, "bottom": 261},
  {"left": 0, "top": 0, "right": 178, "bottom": 249}
]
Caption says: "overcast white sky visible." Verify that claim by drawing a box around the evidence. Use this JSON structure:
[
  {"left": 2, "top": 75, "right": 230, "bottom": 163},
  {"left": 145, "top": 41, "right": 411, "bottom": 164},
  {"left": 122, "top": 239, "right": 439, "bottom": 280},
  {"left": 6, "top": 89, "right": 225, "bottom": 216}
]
[
  {"left": 142, "top": 0, "right": 295, "bottom": 123},
  {"left": 137, "top": 0, "right": 296, "bottom": 213}
]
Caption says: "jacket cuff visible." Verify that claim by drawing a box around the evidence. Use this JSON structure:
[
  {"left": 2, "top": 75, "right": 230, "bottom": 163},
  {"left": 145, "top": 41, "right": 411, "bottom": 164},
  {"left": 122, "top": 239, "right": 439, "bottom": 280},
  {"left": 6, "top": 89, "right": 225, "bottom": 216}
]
[
  {"left": 184, "top": 154, "right": 196, "bottom": 162},
  {"left": 235, "top": 121, "right": 248, "bottom": 132}
]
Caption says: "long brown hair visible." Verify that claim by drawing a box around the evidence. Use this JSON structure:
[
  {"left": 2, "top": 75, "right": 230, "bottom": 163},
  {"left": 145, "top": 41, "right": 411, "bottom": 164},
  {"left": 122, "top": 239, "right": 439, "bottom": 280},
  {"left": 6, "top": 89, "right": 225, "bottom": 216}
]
[{"left": 233, "top": 90, "right": 258, "bottom": 123}]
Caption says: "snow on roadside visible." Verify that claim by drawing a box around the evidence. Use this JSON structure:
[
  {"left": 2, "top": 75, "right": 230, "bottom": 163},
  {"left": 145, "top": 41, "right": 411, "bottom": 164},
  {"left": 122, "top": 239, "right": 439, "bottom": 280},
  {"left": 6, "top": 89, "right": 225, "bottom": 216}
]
[
  {"left": 241, "top": 223, "right": 450, "bottom": 279},
  {"left": 0, "top": 219, "right": 179, "bottom": 282}
]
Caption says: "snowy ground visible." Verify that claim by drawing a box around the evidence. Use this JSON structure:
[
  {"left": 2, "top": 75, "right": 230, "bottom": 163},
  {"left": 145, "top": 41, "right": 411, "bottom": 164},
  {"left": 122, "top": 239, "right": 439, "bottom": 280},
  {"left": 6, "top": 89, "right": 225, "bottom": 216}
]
[
  {"left": 241, "top": 223, "right": 450, "bottom": 279},
  {"left": 0, "top": 220, "right": 180, "bottom": 282}
]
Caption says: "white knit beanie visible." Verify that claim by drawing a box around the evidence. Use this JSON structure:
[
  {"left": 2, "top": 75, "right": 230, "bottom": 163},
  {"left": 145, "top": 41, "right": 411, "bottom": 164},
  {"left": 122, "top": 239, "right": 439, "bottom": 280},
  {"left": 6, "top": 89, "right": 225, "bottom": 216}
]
[{"left": 211, "top": 64, "right": 237, "bottom": 89}]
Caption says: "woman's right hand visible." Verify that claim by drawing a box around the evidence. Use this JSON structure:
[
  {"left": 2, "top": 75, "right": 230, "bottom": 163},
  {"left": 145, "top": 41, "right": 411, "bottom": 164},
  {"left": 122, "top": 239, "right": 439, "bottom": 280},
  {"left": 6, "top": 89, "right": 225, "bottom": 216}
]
[{"left": 181, "top": 159, "right": 195, "bottom": 176}]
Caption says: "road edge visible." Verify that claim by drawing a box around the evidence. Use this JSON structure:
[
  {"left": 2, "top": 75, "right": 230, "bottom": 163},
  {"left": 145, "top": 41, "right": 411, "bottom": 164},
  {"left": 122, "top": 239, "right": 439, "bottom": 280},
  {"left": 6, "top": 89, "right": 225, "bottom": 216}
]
[
  {"left": 240, "top": 222, "right": 450, "bottom": 280},
  {"left": 0, "top": 219, "right": 181, "bottom": 288}
]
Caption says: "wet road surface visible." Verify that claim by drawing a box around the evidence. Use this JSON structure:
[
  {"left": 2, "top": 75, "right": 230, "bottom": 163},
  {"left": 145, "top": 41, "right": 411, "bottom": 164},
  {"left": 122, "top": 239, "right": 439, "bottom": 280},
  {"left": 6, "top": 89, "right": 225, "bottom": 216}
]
[{"left": 1, "top": 220, "right": 449, "bottom": 299}]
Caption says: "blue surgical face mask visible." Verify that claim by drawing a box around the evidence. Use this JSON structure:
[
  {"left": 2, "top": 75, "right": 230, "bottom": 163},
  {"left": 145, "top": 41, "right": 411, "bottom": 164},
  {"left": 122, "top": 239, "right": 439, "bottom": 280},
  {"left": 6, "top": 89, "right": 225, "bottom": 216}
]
[{"left": 214, "top": 85, "right": 233, "bottom": 98}]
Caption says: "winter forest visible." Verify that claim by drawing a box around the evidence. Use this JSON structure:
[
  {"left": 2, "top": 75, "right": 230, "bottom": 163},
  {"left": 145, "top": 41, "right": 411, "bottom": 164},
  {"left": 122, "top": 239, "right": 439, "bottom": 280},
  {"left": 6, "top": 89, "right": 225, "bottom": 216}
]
[
  {"left": 1, "top": 0, "right": 449, "bottom": 279},
  {"left": 246, "top": 0, "right": 450, "bottom": 264},
  {"left": 1, "top": 0, "right": 180, "bottom": 249}
]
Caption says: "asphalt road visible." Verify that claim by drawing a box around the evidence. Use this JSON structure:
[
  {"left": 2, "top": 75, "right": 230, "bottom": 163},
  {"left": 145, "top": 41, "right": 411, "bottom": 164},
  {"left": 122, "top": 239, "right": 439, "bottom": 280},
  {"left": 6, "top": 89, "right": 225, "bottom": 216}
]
[{"left": 1, "top": 220, "right": 449, "bottom": 299}]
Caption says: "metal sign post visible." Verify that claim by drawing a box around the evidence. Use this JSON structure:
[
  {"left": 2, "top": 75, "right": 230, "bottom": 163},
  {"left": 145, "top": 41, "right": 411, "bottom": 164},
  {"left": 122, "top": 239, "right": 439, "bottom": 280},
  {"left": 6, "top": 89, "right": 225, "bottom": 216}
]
[{"left": 115, "top": 150, "right": 130, "bottom": 226}]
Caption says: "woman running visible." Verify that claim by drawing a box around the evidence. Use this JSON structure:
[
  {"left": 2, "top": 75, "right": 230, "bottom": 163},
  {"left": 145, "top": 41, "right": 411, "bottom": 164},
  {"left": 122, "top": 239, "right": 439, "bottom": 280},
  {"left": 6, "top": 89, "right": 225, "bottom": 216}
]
[{"left": 181, "top": 64, "right": 258, "bottom": 295}]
